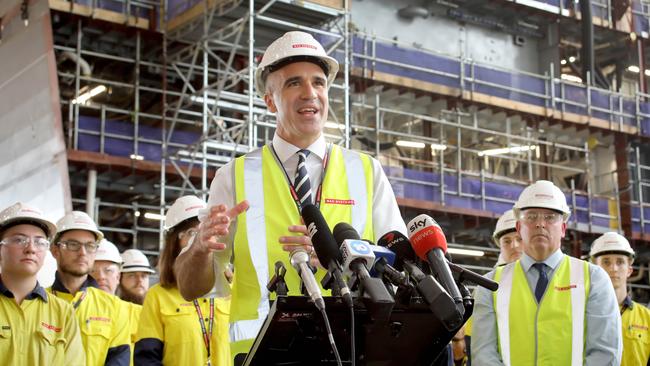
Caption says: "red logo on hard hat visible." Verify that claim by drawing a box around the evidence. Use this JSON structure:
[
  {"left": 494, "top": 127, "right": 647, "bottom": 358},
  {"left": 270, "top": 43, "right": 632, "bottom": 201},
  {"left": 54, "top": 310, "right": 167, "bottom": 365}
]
[
  {"left": 185, "top": 205, "right": 204, "bottom": 212},
  {"left": 534, "top": 194, "right": 554, "bottom": 200},
  {"left": 292, "top": 43, "right": 317, "bottom": 50}
]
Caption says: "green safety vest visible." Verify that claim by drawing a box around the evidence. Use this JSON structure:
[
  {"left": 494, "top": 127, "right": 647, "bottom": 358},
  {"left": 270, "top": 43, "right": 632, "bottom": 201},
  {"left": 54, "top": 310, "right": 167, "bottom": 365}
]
[
  {"left": 493, "top": 255, "right": 590, "bottom": 366},
  {"left": 229, "top": 143, "right": 375, "bottom": 359}
]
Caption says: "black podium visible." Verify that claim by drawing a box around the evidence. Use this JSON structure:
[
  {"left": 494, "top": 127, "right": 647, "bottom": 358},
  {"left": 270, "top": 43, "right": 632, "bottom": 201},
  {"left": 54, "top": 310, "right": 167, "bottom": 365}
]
[{"left": 237, "top": 295, "right": 472, "bottom": 366}]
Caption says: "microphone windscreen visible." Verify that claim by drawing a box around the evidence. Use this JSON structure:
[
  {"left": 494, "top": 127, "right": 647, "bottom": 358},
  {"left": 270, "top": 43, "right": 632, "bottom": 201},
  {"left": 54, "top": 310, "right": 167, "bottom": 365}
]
[
  {"left": 333, "top": 222, "right": 360, "bottom": 244},
  {"left": 407, "top": 214, "right": 448, "bottom": 260},
  {"left": 301, "top": 204, "right": 340, "bottom": 267},
  {"left": 376, "top": 230, "right": 416, "bottom": 271}
]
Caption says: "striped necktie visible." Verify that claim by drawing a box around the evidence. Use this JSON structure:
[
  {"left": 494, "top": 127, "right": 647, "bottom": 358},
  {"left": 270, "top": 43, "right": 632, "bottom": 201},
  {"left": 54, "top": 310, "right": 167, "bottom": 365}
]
[{"left": 294, "top": 149, "right": 312, "bottom": 206}]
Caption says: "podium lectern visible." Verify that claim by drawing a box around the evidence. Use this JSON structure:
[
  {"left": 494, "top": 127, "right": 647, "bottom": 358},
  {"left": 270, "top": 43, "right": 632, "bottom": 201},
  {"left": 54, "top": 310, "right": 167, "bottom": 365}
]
[{"left": 237, "top": 295, "right": 472, "bottom": 366}]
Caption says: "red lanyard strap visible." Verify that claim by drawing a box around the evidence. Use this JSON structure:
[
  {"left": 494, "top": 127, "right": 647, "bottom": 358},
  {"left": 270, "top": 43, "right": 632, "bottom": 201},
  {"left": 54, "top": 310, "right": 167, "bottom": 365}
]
[
  {"left": 269, "top": 142, "right": 332, "bottom": 212},
  {"left": 193, "top": 299, "right": 215, "bottom": 360}
]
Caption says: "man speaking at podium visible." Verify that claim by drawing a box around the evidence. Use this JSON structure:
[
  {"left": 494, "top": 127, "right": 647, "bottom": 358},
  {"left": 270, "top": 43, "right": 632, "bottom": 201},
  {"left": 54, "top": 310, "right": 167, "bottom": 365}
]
[{"left": 174, "top": 30, "right": 406, "bottom": 362}]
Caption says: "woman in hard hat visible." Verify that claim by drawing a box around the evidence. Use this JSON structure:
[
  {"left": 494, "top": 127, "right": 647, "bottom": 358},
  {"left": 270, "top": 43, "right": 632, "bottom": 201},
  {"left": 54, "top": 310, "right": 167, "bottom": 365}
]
[{"left": 134, "top": 195, "right": 230, "bottom": 366}]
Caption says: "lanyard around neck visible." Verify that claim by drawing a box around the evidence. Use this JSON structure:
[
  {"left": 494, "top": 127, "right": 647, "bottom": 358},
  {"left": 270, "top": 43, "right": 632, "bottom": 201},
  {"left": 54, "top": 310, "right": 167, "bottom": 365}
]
[
  {"left": 193, "top": 299, "right": 215, "bottom": 362},
  {"left": 269, "top": 142, "right": 332, "bottom": 213}
]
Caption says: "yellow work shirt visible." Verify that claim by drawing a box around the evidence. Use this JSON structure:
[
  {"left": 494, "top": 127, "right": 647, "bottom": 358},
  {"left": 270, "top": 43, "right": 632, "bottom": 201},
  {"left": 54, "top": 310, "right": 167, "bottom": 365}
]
[
  {"left": 621, "top": 296, "right": 650, "bottom": 366},
  {"left": 0, "top": 279, "right": 85, "bottom": 365},
  {"left": 134, "top": 283, "right": 230, "bottom": 366},
  {"left": 48, "top": 273, "right": 131, "bottom": 366},
  {"left": 121, "top": 300, "right": 142, "bottom": 366}
]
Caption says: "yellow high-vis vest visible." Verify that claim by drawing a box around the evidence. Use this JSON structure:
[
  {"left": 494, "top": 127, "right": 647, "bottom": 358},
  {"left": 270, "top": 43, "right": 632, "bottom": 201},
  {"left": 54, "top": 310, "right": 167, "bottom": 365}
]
[
  {"left": 621, "top": 299, "right": 650, "bottom": 366},
  {"left": 229, "top": 144, "right": 375, "bottom": 359},
  {"left": 493, "top": 256, "right": 590, "bottom": 366}
]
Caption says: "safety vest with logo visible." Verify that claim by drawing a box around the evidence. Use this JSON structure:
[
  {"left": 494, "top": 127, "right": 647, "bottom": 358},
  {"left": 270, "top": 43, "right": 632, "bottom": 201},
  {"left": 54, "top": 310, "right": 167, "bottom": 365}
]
[
  {"left": 229, "top": 144, "right": 375, "bottom": 359},
  {"left": 493, "top": 255, "right": 590, "bottom": 366},
  {"left": 621, "top": 298, "right": 650, "bottom": 366}
]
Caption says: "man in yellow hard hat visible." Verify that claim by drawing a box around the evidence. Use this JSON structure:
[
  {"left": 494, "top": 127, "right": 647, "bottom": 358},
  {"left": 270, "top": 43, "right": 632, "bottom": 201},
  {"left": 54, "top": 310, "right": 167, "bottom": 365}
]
[{"left": 591, "top": 232, "right": 650, "bottom": 366}]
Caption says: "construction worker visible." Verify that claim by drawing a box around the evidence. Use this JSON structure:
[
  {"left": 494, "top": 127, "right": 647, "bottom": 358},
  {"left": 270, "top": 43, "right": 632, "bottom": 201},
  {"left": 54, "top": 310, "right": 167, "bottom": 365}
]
[
  {"left": 462, "top": 209, "right": 522, "bottom": 366},
  {"left": 0, "top": 202, "right": 85, "bottom": 365},
  {"left": 472, "top": 180, "right": 622, "bottom": 365},
  {"left": 49, "top": 211, "right": 131, "bottom": 366},
  {"left": 175, "top": 30, "right": 406, "bottom": 360},
  {"left": 135, "top": 195, "right": 230, "bottom": 366},
  {"left": 118, "top": 248, "right": 154, "bottom": 305},
  {"left": 91, "top": 239, "right": 122, "bottom": 295},
  {"left": 493, "top": 209, "right": 523, "bottom": 266},
  {"left": 590, "top": 232, "right": 650, "bottom": 365}
]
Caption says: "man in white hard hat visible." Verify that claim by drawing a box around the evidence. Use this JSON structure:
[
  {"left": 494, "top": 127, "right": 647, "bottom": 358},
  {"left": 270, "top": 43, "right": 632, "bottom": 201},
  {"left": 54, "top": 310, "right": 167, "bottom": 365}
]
[
  {"left": 175, "top": 30, "right": 407, "bottom": 359},
  {"left": 49, "top": 211, "right": 131, "bottom": 366},
  {"left": 118, "top": 249, "right": 154, "bottom": 305},
  {"left": 0, "top": 202, "right": 85, "bottom": 365},
  {"left": 472, "top": 180, "right": 621, "bottom": 365},
  {"left": 91, "top": 239, "right": 123, "bottom": 295},
  {"left": 493, "top": 209, "right": 523, "bottom": 266},
  {"left": 590, "top": 232, "right": 650, "bottom": 365}
]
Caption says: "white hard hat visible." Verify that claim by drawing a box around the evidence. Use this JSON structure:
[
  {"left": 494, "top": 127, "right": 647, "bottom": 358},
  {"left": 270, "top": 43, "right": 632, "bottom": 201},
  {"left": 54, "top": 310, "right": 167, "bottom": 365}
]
[
  {"left": 0, "top": 202, "right": 57, "bottom": 239},
  {"left": 120, "top": 249, "right": 155, "bottom": 274},
  {"left": 164, "top": 195, "right": 206, "bottom": 232},
  {"left": 513, "top": 180, "right": 571, "bottom": 221},
  {"left": 590, "top": 232, "right": 635, "bottom": 259},
  {"left": 255, "top": 31, "right": 339, "bottom": 98},
  {"left": 55, "top": 211, "right": 104, "bottom": 242},
  {"left": 95, "top": 239, "right": 123, "bottom": 264},
  {"left": 493, "top": 209, "right": 517, "bottom": 246}
]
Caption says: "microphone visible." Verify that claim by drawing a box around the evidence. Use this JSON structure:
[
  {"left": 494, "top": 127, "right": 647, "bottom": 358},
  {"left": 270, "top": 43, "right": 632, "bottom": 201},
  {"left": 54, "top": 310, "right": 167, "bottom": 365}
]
[
  {"left": 376, "top": 230, "right": 417, "bottom": 271},
  {"left": 368, "top": 245, "right": 410, "bottom": 288},
  {"left": 290, "top": 249, "right": 325, "bottom": 310},
  {"left": 402, "top": 260, "right": 463, "bottom": 331},
  {"left": 301, "top": 204, "right": 353, "bottom": 307},
  {"left": 407, "top": 214, "right": 464, "bottom": 316},
  {"left": 447, "top": 261, "right": 499, "bottom": 291}
]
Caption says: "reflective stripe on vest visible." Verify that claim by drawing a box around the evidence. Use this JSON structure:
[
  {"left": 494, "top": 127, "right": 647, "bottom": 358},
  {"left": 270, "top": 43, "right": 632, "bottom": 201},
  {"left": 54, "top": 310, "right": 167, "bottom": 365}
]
[
  {"left": 229, "top": 144, "right": 374, "bottom": 347},
  {"left": 494, "top": 255, "right": 589, "bottom": 366}
]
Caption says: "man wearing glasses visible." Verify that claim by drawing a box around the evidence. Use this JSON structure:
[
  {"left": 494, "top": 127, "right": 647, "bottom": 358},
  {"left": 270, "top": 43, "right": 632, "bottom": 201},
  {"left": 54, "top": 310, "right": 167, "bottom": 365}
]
[
  {"left": 48, "top": 211, "right": 131, "bottom": 366},
  {"left": 0, "top": 202, "right": 85, "bottom": 365},
  {"left": 472, "top": 180, "right": 622, "bottom": 366}
]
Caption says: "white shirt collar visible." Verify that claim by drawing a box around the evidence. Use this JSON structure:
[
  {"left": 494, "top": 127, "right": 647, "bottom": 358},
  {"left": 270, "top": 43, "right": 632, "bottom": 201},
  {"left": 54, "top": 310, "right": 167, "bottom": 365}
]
[{"left": 271, "top": 133, "right": 327, "bottom": 164}]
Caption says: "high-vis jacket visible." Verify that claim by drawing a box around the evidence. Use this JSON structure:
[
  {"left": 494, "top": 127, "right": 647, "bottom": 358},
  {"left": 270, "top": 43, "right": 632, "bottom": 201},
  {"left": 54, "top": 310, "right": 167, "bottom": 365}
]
[
  {"left": 48, "top": 273, "right": 131, "bottom": 366},
  {"left": 0, "top": 280, "right": 85, "bottom": 365},
  {"left": 493, "top": 256, "right": 590, "bottom": 366},
  {"left": 122, "top": 300, "right": 142, "bottom": 366},
  {"left": 229, "top": 144, "right": 375, "bottom": 358},
  {"left": 134, "top": 283, "right": 230, "bottom": 366},
  {"left": 620, "top": 296, "right": 650, "bottom": 366}
]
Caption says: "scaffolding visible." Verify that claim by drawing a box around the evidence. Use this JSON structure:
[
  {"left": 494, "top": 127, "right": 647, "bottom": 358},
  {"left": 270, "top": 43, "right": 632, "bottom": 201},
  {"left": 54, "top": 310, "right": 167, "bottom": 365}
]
[{"left": 50, "top": 0, "right": 649, "bottom": 266}]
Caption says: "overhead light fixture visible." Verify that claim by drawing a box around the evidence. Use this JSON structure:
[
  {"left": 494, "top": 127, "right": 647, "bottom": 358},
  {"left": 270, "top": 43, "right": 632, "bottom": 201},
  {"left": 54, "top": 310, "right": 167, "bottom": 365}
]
[
  {"left": 396, "top": 140, "right": 426, "bottom": 148},
  {"left": 568, "top": 56, "right": 576, "bottom": 63},
  {"left": 560, "top": 74, "right": 582, "bottom": 83},
  {"left": 560, "top": 59, "right": 567, "bottom": 65},
  {"left": 144, "top": 212, "right": 164, "bottom": 221},
  {"left": 478, "top": 145, "right": 537, "bottom": 157},
  {"left": 430, "top": 143, "right": 447, "bottom": 151},
  {"left": 448, "top": 248, "right": 485, "bottom": 257},
  {"left": 72, "top": 85, "right": 107, "bottom": 105},
  {"left": 129, "top": 154, "right": 144, "bottom": 161},
  {"left": 134, "top": 211, "right": 141, "bottom": 217},
  {"left": 628, "top": 65, "right": 640, "bottom": 73},
  {"left": 645, "top": 70, "right": 650, "bottom": 76}
]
